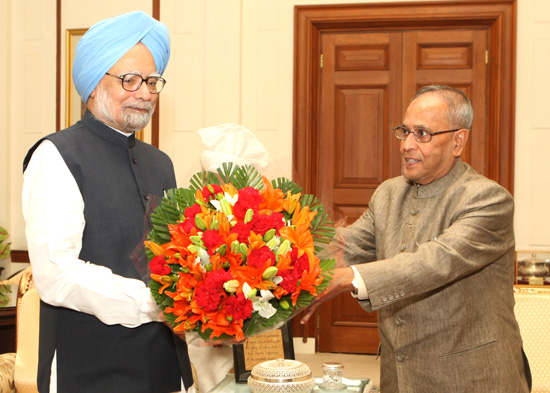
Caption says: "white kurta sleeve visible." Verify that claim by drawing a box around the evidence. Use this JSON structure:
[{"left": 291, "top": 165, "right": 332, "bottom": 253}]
[{"left": 22, "top": 140, "right": 160, "bottom": 328}]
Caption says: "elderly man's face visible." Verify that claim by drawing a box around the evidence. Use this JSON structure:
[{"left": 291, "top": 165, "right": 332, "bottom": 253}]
[
  {"left": 400, "top": 93, "right": 467, "bottom": 185},
  {"left": 89, "top": 43, "right": 158, "bottom": 133}
]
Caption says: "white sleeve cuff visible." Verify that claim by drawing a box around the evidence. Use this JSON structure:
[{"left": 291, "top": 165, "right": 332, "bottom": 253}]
[
  {"left": 122, "top": 286, "right": 163, "bottom": 328},
  {"left": 350, "top": 266, "right": 369, "bottom": 300}
]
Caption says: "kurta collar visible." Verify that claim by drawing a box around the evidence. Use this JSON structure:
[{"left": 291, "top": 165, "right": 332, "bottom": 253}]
[
  {"left": 413, "top": 158, "right": 467, "bottom": 199},
  {"left": 82, "top": 110, "right": 136, "bottom": 148}
]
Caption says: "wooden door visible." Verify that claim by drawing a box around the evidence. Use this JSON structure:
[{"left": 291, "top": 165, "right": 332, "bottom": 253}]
[{"left": 316, "top": 27, "right": 489, "bottom": 354}]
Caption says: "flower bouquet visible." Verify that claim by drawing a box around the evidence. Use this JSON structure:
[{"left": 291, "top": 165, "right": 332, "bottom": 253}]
[{"left": 144, "top": 162, "right": 335, "bottom": 342}]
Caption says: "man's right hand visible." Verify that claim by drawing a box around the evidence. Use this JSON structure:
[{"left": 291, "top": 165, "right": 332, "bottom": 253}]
[{"left": 300, "top": 267, "right": 355, "bottom": 325}]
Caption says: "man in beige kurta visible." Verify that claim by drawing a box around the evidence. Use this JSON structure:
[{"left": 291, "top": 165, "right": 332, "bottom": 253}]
[{"left": 303, "top": 85, "right": 531, "bottom": 392}]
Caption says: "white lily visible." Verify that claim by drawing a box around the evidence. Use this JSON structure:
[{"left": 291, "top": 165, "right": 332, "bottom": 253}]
[
  {"left": 224, "top": 192, "right": 239, "bottom": 206},
  {"left": 210, "top": 192, "right": 239, "bottom": 210},
  {"left": 252, "top": 290, "right": 277, "bottom": 318},
  {"left": 272, "top": 276, "right": 283, "bottom": 285},
  {"left": 242, "top": 283, "right": 277, "bottom": 319},
  {"left": 242, "top": 282, "right": 254, "bottom": 299},
  {"left": 198, "top": 248, "right": 210, "bottom": 267},
  {"left": 209, "top": 199, "right": 222, "bottom": 212}
]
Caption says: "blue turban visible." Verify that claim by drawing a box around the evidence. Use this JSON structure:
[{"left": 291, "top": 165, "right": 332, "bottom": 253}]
[{"left": 72, "top": 10, "right": 170, "bottom": 103}]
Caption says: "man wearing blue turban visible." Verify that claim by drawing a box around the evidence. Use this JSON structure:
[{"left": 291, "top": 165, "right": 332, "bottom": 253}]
[{"left": 22, "top": 11, "right": 194, "bottom": 393}]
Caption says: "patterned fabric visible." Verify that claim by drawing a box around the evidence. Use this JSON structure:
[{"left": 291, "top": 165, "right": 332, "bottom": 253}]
[
  {"left": 0, "top": 352, "right": 15, "bottom": 393},
  {"left": 514, "top": 287, "right": 550, "bottom": 393},
  {"left": 13, "top": 275, "right": 39, "bottom": 393}
]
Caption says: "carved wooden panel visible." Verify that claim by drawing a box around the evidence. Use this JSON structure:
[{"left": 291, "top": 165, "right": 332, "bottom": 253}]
[
  {"left": 336, "top": 45, "right": 389, "bottom": 71},
  {"left": 335, "top": 86, "right": 386, "bottom": 186},
  {"left": 417, "top": 43, "right": 473, "bottom": 69},
  {"left": 405, "top": 29, "right": 488, "bottom": 177}
]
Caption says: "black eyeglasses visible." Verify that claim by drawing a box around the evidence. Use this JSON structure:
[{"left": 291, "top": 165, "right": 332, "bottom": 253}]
[
  {"left": 105, "top": 72, "right": 166, "bottom": 93},
  {"left": 393, "top": 126, "right": 461, "bottom": 143}
]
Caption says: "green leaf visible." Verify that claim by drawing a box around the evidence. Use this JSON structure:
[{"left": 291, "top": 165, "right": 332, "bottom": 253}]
[
  {"left": 149, "top": 280, "right": 174, "bottom": 311},
  {"left": 299, "top": 193, "right": 335, "bottom": 248},
  {"left": 271, "top": 177, "right": 302, "bottom": 195}
]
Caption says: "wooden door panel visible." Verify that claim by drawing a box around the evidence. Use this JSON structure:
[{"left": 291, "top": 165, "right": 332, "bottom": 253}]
[
  {"left": 404, "top": 29, "right": 488, "bottom": 176},
  {"left": 335, "top": 86, "right": 387, "bottom": 186},
  {"left": 318, "top": 295, "right": 380, "bottom": 354},
  {"left": 333, "top": 205, "right": 368, "bottom": 228},
  {"left": 320, "top": 32, "right": 403, "bottom": 219},
  {"left": 318, "top": 31, "right": 402, "bottom": 354}
]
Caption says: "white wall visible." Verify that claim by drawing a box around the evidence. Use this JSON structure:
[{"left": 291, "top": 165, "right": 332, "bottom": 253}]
[
  {"left": 1, "top": 0, "right": 57, "bottom": 278},
  {"left": 514, "top": 0, "right": 550, "bottom": 249},
  {"left": 1, "top": 0, "right": 549, "bottom": 279}
]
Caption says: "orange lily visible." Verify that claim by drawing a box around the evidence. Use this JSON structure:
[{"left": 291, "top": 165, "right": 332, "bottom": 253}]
[
  {"left": 233, "top": 263, "right": 271, "bottom": 292},
  {"left": 216, "top": 212, "right": 231, "bottom": 235},
  {"left": 144, "top": 241, "right": 164, "bottom": 257},
  {"left": 275, "top": 251, "right": 292, "bottom": 271},
  {"left": 247, "top": 231, "right": 266, "bottom": 251},
  {"left": 259, "top": 177, "right": 285, "bottom": 213},
  {"left": 150, "top": 273, "right": 175, "bottom": 294},
  {"left": 283, "top": 191, "right": 301, "bottom": 214},
  {"left": 291, "top": 204, "right": 317, "bottom": 228},
  {"left": 279, "top": 223, "right": 315, "bottom": 258},
  {"left": 222, "top": 183, "right": 239, "bottom": 198},
  {"left": 291, "top": 260, "right": 324, "bottom": 305}
]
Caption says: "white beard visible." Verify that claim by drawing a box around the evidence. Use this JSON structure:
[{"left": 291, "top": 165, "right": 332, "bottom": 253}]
[{"left": 93, "top": 84, "right": 156, "bottom": 133}]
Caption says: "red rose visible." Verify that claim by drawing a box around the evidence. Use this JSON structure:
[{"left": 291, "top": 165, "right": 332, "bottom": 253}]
[
  {"left": 270, "top": 212, "right": 285, "bottom": 232},
  {"left": 180, "top": 218, "right": 196, "bottom": 234},
  {"left": 184, "top": 204, "right": 202, "bottom": 218},
  {"left": 194, "top": 269, "right": 234, "bottom": 312},
  {"left": 149, "top": 255, "right": 171, "bottom": 275},
  {"left": 230, "top": 222, "right": 252, "bottom": 243},
  {"left": 247, "top": 246, "right": 275, "bottom": 269},
  {"left": 250, "top": 212, "right": 285, "bottom": 236},
  {"left": 202, "top": 184, "right": 223, "bottom": 200},
  {"left": 294, "top": 254, "right": 310, "bottom": 274},
  {"left": 278, "top": 269, "right": 300, "bottom": 293},
  {"left": 202, "top": 230, "right": 225, "bottom": 254},
  {"left": 224, "top": 293, "right": 253, "bottom": 321},
  {"left": 233, "top": 187, "right": 262, "bottom": 219},
  {"left": 291, "top": 247, "right": 310, "bottom": 273},
  {"left": 195, "top": 284, "right": 222, "bottom": 312}
]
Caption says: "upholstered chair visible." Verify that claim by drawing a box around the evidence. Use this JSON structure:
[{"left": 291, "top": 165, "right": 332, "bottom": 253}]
[
  {"left": 514, "top": 286, "right": 550, "bottom": 393},
  {"left": 0, "top": 267, "right": 36, "bottom": 393}
]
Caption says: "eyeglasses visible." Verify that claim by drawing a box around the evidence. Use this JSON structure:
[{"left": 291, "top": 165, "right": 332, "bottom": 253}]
[
  {"left": 105, "top": 72, "right": 166, "bottom": 94},
  {"left": 393, "top": 126, "right": 461, "bottom": 143}
]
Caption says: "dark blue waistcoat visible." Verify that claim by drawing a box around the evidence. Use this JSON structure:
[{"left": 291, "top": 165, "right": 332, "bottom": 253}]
[{"left": 23, "top": 112, "right": 193, "bottom": 393}]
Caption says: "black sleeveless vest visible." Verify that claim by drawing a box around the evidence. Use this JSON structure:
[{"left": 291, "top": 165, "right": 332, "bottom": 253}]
[{"left": 23, "top": 112, "right": 193, "bottom": 393}]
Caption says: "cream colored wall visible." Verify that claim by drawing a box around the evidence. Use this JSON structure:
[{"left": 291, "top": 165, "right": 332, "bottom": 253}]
[
  {"left": 0, "top": 0, "right": 548, "bottom": 279},
  {"left": 514, "top": 0, "right": 550, "bottom": 250},
  {"left": 1, "top": 0, "right": 57, "bottom": 278}
]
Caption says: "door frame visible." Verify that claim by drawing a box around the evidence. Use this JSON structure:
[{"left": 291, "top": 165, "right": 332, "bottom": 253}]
[{"left": 292, "top": 0, "right": 516, "bottom": 342}]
